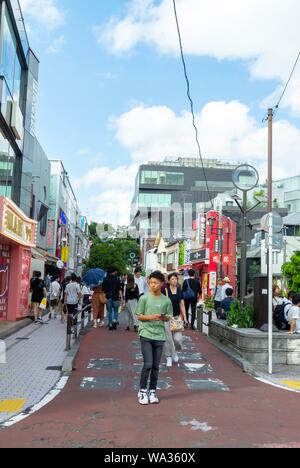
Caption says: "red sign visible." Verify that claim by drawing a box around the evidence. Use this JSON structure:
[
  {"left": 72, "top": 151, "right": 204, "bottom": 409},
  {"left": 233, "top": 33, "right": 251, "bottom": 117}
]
[
  {"left": 0, "top": 244, "right": 10, "bottom": 320},
  {"left": 223, "top": 254, "right": 231, "bottom": 265},
  {"left": 211, "top": 253, "right": 221, "bottom": 264}
]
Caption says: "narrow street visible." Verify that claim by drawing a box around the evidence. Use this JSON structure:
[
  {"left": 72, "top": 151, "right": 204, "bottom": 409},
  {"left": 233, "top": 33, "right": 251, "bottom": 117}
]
[{"left": 1, "top": 326, "right": 300, "bottom": 449}]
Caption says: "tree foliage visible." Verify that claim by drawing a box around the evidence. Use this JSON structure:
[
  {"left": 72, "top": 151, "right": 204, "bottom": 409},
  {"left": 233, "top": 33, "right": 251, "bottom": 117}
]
[
  {"left": 85, "top": 222, "right": 140, "bottom": 275},
  {"left": 282, "top": 251, "right": 300, "bottom": 291}
]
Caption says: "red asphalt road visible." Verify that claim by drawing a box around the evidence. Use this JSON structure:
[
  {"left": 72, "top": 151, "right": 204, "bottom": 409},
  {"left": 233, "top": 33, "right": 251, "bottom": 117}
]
[{"left": 0, "top": 327, "right": 300, "bottom": 448}]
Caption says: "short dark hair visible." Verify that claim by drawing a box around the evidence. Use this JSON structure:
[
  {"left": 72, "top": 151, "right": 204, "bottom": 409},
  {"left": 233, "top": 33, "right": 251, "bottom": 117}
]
[
  {"left": 71, "top": 273, "right": 77, "bottom": 282},
  {"left": 35, "top": 271, "right": 41, "bottom": 278},
  {"left": 149, "top": 271, "right": 165, "bottom": 283},
  {"left": 288, "top": 291, "right": 296, "bottom": 300},
  {"left": 292, "top": 294, "right": 300, "bottom": 306},
  {"left": 108, "top": 266, "right": 118, "bottom": 275},
  {"left": 226, "top": 288, "right": 234, "bottom": 297},
  {"left": 168, "top": 272, "right": 178, "bottom": 281},
  {"left": 134, "top": 267, "right": 142, "bottom": 274},
  {"left": 188, "top": 269, "right": 195, "bottom": 277},
  {"left": 127, "top": 274, "right": 135, "bottom": 288}
]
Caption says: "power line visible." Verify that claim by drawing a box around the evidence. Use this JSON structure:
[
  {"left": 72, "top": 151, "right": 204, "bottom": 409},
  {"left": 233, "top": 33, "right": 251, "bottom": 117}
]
[
  {"left": 172, "top": 0, "right": 214, "bottom": 208},
  {"left": 272, "top": 50, "right": 300, "bottom": 118}
]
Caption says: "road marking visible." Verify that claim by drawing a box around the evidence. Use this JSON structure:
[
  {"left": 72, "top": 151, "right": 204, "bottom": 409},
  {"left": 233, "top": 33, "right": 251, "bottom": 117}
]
[
  {"left": 0, "top": 399, "right": 26, "bottom": 413},
  {"left": 255, "top": 377, "right": 300, "bottom": 394},
  {"left": 280, "top": 380, "right": 300, "bottom": 390},
  {"left": 180, "top": 419, "right": 216, "bottom": 432}
]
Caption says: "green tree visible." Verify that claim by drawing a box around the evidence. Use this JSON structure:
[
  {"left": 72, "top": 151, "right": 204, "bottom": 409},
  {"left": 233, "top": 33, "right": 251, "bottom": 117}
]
[{"left": 282, "top": 251, "right": 300, "bottom": 291}]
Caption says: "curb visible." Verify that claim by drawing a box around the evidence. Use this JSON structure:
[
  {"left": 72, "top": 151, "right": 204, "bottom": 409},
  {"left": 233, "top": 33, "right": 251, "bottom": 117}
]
[
  {"left": 0, "top": 319, "right": 33, "bottom": 340},
  {"left": 207, "top": 336, "right": 260, "bottom": 377},
  {"left": 62, "top": 322, "right": 93, "bottom": 373}
]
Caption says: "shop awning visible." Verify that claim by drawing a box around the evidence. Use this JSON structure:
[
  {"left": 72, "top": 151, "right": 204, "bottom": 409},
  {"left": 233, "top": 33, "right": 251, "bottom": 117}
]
[{"left": 31, "top": 247, "right": 58, "bottom": 264}]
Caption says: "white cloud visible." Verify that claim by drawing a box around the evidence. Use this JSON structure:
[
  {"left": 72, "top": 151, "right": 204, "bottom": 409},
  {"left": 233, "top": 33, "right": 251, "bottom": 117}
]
[
  {"left": 75, "top": 164, "right": 139, "bottom": 225},
  {"left": 46, "top": 35, "right": 66, "bottom": 54},
  {"left": 80, "top": 100, "right": 300, "bottom": 225},
  {"left": 112, "top": 101, "right": 300, "bottom": 178},
  {"left": 97, "top": 0, "right": 300, "bottom": 112},
  {"left": 20, "top": 0, "right": 65, "bottom": 30}
]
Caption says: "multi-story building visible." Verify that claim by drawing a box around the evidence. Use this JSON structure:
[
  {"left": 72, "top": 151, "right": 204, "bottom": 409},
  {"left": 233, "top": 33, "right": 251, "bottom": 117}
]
[
  {"left": 0, "top": 0, "right": 46, "bottom": 322},
  {"left": 273, "top": 176, "right": 300, "bottom": 213},
  {"left": 47, "top": 160, "right": 89, "bottom": 278},
  {"left": 131, "top": 157, "right": 244, "bottom": 263}
]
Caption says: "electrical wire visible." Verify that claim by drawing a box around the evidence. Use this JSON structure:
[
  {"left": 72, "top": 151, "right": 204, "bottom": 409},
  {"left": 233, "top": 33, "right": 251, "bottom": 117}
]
[
  {"left": 274, "top": 50, "right": 300, "bottom": 117},
  {"left": 172, "top": 0, "right": 214, "bottom": 208}
]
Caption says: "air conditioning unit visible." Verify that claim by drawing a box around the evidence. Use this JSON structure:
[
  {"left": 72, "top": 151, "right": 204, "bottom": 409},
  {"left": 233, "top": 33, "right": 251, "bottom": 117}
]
[{"left": 11, "top": 101, "right": 24, "bottom": 140}]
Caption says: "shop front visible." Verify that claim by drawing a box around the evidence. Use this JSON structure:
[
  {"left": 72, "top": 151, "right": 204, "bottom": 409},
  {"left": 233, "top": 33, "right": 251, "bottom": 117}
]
[{"left": 0, "top": 197, "right": 36, "bottom": 322}]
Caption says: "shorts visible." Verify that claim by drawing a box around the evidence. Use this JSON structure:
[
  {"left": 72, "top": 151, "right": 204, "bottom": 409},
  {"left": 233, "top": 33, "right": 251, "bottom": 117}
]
[{"left": 50, "top": 299, "right": 58, "bottom": 307}]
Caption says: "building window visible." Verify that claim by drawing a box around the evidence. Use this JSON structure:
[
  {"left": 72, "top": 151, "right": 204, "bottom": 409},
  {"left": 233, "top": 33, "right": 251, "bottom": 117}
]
[
  {"left": 0, "top": 8, "right": 23, "bottom": 107},
  {"left": 138, "top": 193, "right": 172, "bottom": 207},
  {"left": 141, "top": 171, "right": 184, "bottom": 186},
  {"left": 0, "top": 130, "right": 16, "bottom": 198},
  {"left": 40, "top": 212, "right": 47, "bottom": 236}
]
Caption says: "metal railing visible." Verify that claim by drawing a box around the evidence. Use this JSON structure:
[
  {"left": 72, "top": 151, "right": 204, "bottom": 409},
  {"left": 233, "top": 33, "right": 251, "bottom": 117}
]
[{"left": 66, "top": 303, "right": 93, "bottom": 351}]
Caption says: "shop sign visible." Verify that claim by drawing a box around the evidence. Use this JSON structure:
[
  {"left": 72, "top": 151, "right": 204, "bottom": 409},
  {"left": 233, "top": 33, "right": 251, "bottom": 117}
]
[
  {"left": 0, "top": 244, "right": 10, "bottom": 320},
  {"left": 1, "top": 198, "right": 36, "bottom": 247},
  {"left": 223, "top": 254, "right": 231, "bottom": 265},
  {"left": 209, "top": 272, "right": 217, "bottom": 290},
  {"left": 211, "top": 253, "right": 221, "bottom": 264},
  {"left": 190, "top": 249, "right": 209, "bottom": 262},
  {"left": 19, "top": 249, "right": 31, "bottom": 317}
]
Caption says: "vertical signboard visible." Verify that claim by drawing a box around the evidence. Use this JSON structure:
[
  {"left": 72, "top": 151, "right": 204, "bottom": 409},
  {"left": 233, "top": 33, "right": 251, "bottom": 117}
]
[
  {"left": 0, "top": 245, "right": 10, "bottom": 320},
  {"left": 19, "top": 249, "right": 31, "bottom": 317}
]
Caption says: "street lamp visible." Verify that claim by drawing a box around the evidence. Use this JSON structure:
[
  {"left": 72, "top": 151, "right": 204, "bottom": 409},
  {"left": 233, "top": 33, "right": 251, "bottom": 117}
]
[{"left": 232, "top": 165, "right": 259, "bottom": 304}]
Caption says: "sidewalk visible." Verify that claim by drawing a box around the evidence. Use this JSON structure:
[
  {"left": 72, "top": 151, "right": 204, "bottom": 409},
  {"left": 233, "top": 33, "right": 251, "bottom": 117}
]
[{"left": 0, "top": 316, "right": 68, "bottom": 425}]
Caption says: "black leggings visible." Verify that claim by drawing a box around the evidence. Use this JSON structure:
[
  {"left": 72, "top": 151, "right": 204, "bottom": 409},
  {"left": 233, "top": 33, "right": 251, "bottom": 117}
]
[{"left": 140, "top": 337, "right": 165, "bottom": 391}]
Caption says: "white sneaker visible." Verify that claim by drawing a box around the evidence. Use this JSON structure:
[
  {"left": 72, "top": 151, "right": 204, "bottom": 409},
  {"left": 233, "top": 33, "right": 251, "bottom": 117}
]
[
  {"left": 149, "top": 390, "right": 160, "bottom": 404},
  {"left": 166, "top": 357, "right": 173, "bottom": 368},
  {"left": 138, "top": 390, "right": 149, "bottom": 405},
  {"left": 173, "top": 353, "right": 179, "bottom": 363}
]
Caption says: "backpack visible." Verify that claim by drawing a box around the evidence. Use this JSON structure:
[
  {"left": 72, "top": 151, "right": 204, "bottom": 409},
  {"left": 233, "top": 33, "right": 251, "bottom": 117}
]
[
  {"left": 273, "top": 301, "right": 291, "bottom": 331},
  {"left": 183, "top": 279, "right": 196, "bottom": 300}
]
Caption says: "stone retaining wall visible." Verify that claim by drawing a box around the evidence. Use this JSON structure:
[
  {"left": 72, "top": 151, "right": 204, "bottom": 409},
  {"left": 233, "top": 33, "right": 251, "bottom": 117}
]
[{"left": 210, "top": 319, "right": 300, "bottom": 365}]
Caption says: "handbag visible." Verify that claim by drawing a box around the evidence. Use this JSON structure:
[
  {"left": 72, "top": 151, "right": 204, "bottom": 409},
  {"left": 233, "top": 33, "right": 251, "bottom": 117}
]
[
  {"left": 183, "top": 279, "right": 196, "bottom": 300},
  {"left": 39, "top": 298, "right": 47, "bottom": 310},
  {"left": 99, "top": 292, "right": 107, "bottom": 305},
  {"left": 170, "top": 317, "right": 184, "bottom": 333}
]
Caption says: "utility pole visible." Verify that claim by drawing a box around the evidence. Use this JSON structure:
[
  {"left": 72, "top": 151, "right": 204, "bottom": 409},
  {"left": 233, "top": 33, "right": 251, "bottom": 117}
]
[
  {"left": 267, "top": 108, "right": 273, "bottom": 375},
  {"left": 240, "top": 191, "right": 248, "bottom": 303}
]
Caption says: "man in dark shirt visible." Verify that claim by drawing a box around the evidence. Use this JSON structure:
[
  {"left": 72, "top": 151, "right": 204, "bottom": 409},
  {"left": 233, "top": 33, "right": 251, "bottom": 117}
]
[
  {"left": 102, "top": 266, "right": 123, "bottom": 330},
  {"left": 221, "top": 288, "right": 235, "bottom": 318},
  {"left": 182, "top": 269, "right": 202, "bottom": 330}
]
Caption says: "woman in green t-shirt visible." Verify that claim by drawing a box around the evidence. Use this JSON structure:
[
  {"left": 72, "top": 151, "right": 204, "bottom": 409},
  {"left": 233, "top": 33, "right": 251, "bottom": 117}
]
[{"left": 136, "top": 271, "right": 173, "bottom": 405}]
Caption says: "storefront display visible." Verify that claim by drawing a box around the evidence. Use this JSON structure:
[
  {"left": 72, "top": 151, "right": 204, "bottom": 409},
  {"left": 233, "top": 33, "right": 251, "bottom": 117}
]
[{"left": 0, "top": 197, "right": 36, "bottom": 321}]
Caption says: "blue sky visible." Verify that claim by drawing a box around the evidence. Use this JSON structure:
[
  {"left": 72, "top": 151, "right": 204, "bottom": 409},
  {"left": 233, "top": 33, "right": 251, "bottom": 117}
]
[{"left": 19, "top": 0, "right": 300, "bottom": 225}]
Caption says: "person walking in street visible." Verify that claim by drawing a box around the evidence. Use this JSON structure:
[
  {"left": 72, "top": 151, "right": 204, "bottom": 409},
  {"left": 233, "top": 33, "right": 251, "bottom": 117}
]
[
  {"left": 136, "top": 271, "right": 173, "bottom": 405},
  {"left": 30, "top": 271, "right": 47, "bottom": 324},
  {"left": 163, "top": 273, "right": 188, "bottom": 368},
  {"left": 183, "top": 269, "right": 202, "bottom": 330},
  {"left": 102, "top": 267, "right": 123, "bottom": 330},
  {"left": 134, "top": 267, "right": 147, "bottom": 298},
  {"left": 124, "top": 274, "right": 139, "bottom": 332},
  {"left": 221, "top": 277, "right": 233, "bottom": 300},
  {"left": 214, "top": 279, "right": 224, "bottom": 312},
  {"left": 48, "top": 277, "right": 61, "bottom": 320},
  {"left": 92, "top": 285, "right": 105, "bottom": 328},
  {"left": 219, "top": 288, "right": 236, "bottom": 319},
  {"left": 64, "top": 273, "right": 81, "bottom": 319},
  {"left": 60, "top": 276, "right": 70, "bottom": 323},
  {"left": 288, "top": 294, "right": 300, "bottom": 335}
]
